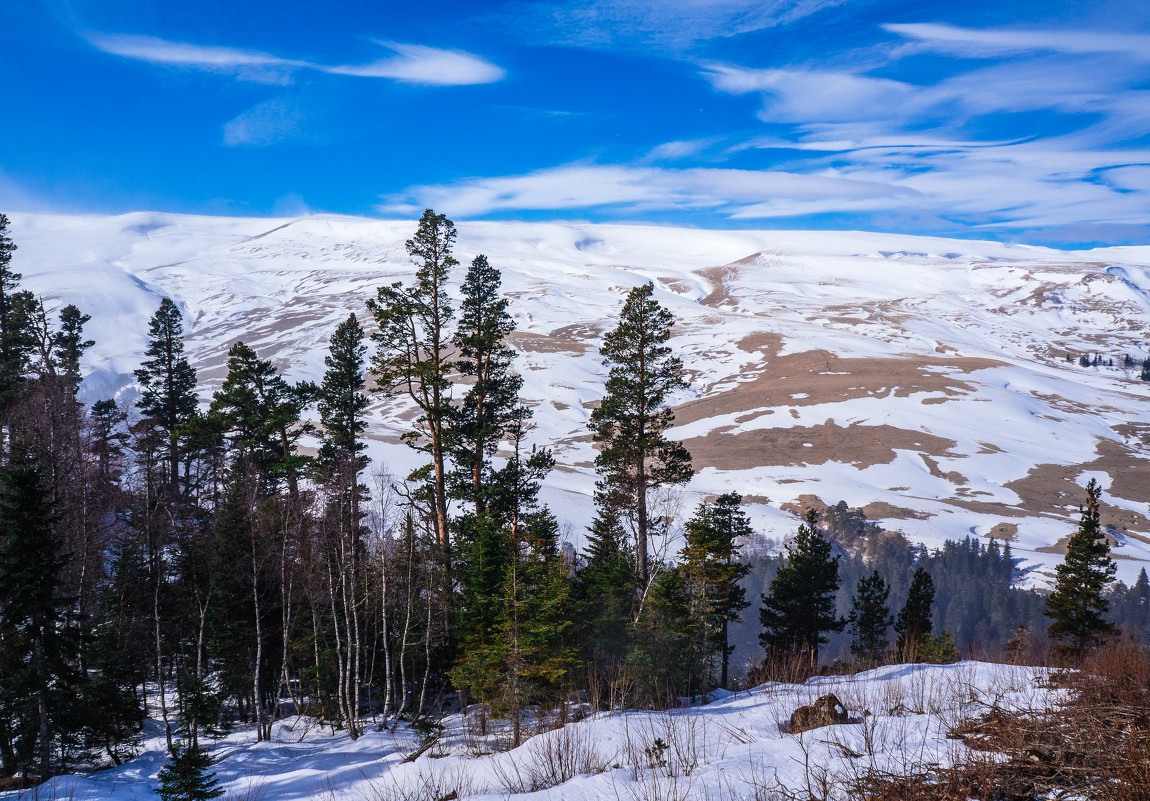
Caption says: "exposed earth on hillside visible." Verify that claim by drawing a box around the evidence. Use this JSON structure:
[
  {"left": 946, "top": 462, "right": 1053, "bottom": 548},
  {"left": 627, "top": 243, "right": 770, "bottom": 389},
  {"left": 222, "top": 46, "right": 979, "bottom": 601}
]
[{"left": 14, "top": 212, "right": 1150, "bottom": 584}]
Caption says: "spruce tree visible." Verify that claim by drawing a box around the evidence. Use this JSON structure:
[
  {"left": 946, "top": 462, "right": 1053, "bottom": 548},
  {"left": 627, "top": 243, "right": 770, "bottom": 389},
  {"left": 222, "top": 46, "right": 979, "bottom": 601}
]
[
  {"left": 155, "top": 746, "right": 224, "bottom": 801},
  {"left": 848, "top": 570, "right": 892, "bottom": 664},
  {"left": 211, "top": 341, "right": 310, "bottom": 494},
  {"left": 1045, "top": 478, "right": 1116, "bottom": 654},
  {"left": 589, "top": 282, "right": 692, "bottom": 586},
  {"left": 759, "top": 510, "right": 844, "bottom": 664},
  {"left": 134, "top": 298, "right": 198, "bottom": 497},
  {"left": 895, "top": 567, "right": 935, "bottom": 657},
  {"left": 681, "top": 493, "right": 752, "bottom": 689}
]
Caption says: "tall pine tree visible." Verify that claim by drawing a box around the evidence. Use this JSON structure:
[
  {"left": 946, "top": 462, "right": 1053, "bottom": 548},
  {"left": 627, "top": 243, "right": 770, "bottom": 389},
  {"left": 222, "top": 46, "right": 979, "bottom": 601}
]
[
  {"left": 0, "top": 214, "right": 34, "bottom": 416},
  {"left": 589, "top": 283, "right": 692, "bottom": 586},
  {"left": 451, "top": 254, "right": 522, "bottom": 516},
  {"left": 368, "top": 210, "right": 457, "bottom": 558}
]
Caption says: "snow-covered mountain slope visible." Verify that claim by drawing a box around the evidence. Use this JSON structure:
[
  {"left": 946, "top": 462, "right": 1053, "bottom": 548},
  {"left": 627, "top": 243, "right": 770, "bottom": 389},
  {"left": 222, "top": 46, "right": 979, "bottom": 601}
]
[
  {"left": 15, "top": 211, "right": 1150, "bottom": 583},
  {"left": 17, "top": 661, "right": 1052, "bottom": 801}
]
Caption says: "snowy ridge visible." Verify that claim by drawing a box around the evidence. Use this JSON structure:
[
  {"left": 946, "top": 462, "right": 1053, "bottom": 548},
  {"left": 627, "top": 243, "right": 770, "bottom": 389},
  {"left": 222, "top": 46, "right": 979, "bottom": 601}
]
[{"left": 16, "top": 211, "right": 1150, "bottom": 583}]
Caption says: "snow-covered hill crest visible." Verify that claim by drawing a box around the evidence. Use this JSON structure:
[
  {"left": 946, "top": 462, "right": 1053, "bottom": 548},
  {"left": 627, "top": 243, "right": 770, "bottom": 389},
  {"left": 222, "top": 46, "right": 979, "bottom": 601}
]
[{"left": 16, "top": 212, "right": 1150, "bottom": 582}]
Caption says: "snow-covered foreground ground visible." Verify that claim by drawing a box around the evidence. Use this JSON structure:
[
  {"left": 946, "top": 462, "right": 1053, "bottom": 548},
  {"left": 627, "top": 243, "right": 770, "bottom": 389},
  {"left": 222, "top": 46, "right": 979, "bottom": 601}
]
[
  {"left": 11, "top": 662, "right": 1057, "bottom": 801},
  {"left": 13, "top": 212, "right": 1150, "bottom": 583}
]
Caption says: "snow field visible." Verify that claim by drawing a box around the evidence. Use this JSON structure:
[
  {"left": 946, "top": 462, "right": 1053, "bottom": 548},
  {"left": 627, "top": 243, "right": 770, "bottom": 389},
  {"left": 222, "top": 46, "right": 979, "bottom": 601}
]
[{"left": 7, "top": 662, "right": 1058, "bottom": 801}]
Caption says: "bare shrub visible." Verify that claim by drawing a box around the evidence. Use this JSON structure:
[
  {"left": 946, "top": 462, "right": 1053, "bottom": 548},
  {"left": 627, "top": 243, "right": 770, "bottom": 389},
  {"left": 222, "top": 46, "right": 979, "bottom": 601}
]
[
  {"left": 613, "top": 772, "right": 695, "bottom": 801},
  {"left": 492, "top": 723, "right": 612, "bottom": 793},
  {"left": 847, "top": 641, "right": 1150, "bottom": 801},
  {"left": 362, "top": 763, "right": 476, "bottom": 801}
]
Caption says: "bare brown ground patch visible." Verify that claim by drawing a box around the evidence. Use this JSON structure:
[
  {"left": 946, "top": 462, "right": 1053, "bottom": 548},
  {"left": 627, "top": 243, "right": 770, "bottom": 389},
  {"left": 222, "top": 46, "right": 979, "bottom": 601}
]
[
  {"left": 780, "top": 494, "right": 828, "bottom": 517},
  {"left": 862, "top": 501, "right": 932, "bottom": 521},
  {"left": 507, "top": 330, "right": 588, "bottom": 355},
  {"left": 682, "top": 420, "right": 958, "bottom": 471},
  {"left": 675, "top": 351, "right": 1002, "bottom": 429},
  {"left": 938, "top": 438, "right": 1150, "bottom": 535},
  {"left": 986, "top": 522, "right": 1019, "bottom": 541}
]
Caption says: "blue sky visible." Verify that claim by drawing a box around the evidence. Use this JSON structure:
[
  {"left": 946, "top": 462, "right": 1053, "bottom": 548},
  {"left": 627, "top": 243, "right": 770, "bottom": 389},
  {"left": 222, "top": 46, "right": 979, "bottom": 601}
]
[{"left": 3, "top": 0, "right": 1150, "bottom": 245}]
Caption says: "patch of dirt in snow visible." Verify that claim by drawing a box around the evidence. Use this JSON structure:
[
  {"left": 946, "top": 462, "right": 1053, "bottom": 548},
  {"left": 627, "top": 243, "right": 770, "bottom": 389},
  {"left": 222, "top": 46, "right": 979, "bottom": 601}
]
[{"left": 683, "top": 420, "right": 959, "bottom": 471}]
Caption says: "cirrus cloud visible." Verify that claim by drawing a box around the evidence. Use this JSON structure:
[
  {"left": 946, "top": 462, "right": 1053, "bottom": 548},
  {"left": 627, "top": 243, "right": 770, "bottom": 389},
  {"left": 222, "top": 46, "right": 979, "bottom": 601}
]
[{"left": 87, "top": 33, "right": 505, "bottom": 87}]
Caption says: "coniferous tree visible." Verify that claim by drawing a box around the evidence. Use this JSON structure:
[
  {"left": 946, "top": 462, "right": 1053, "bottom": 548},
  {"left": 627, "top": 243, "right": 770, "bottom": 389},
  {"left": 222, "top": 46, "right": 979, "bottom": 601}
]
[
  {"left": 575, "top": 509, "right": 635, "bottom": 696},
  {"left": 0, "top": 214, "right": 34, "bottom": 415},
  {"left": 318, "top": 313, "right": 369, "bottom": 487},
  {"left": 589, "top": 282, "right": 692, "bottom": 586},
  {"left": 848, "top": 570, "right": 892, "bottom": 663},
  {"left": 451, "top": 254, "right": 522, "bottom": 516},
  {"left": 0, "top": 449, "right": 79, "bottom": 780},
  {"left": 134, "top": 298, "right": 198, "bottom": 497},
  {"left": 1046, "top": 479, "right": 1116, "bottom": 654},
  {"left": 895, "top": 567, "right": 935, "bottom": 657},
  {"left": 368, "top": 210, "right": 457, "bottom": 559},
  {"left": 629, "top": 566, "right": 703, "bottom": 702},
  {"left": 52, "top": 305, "right": 93, "bottom": 398},
  {"left": 681, "top": 493, "right": 752, "bottom": 688},
  {"left": 155, "top": 746, "right": 224, "bottom": 801},
  {"left": 759, "top": 510, "right": 844, "bottom": 664}
]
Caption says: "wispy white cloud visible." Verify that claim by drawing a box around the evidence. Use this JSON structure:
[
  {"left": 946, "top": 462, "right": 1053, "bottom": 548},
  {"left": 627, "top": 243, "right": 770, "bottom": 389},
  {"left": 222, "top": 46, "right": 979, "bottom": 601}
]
[
  {"left": 223, "top": 98, "right": 314, "bottom": 147},
  {"left": 379, "top": 162, "right": 917, "bottom": 217},
  {"left": 885, "top": 23, "right": 1150, "bottom": 60},
  {"left": 327, "top": 42, "right": 504, "bottom": 85},
  {"left": 88, "top": 34, "right": 505, "bottom": 86},
  {"left": 380, "top": 141, "right": 1150, "bottom": 229},
  {"left": 89, "top": 34, "right": 307, "bottom": 83},
  {"left": 642, "top": 138, "right": 721, "bottom": 162},
  {"left": 502, "top": 0, "right": 846, "bottom": 49},
  {"left": 704, "top": 66, "right": 921, "bottom": 124}
]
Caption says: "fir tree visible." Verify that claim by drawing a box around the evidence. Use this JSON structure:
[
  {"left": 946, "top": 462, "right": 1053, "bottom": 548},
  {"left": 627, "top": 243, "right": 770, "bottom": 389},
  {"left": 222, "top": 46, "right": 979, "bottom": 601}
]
[
  {"left": 134, "top": 298, "right": 198, "bottom": 497},
  {"left": 1045, "top": 479, "right": 1116, "bottom": 654},
  {"left": 681, "top": 493, "right": 752, "bottom": 688},
  {"left": 759, "top": 510, "right": 844, "bottom": 664},
  {"left": 155, "top": 746, "right": 224, "bottom": 801},
  {"left": 895, "top": 567, "right": 935, "bottom": 657},
  {"left": 848, "top": 570, "right": 892, "bottom": 663},
  {"left": 589, "top": 282, "right": 692, "bottom": 586},
  {"left": 1142, "top": 358, "right": 1150, "bottom": 382}
]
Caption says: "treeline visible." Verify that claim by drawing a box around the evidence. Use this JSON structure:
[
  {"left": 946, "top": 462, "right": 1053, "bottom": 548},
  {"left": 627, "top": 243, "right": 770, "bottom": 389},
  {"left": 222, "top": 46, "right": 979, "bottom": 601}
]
[
  {"left": 733, "top": 507, "right": 1047, "bottom": 668},
  {"left": 0, "top": 210, "right": 1142, "bottom": 787}
]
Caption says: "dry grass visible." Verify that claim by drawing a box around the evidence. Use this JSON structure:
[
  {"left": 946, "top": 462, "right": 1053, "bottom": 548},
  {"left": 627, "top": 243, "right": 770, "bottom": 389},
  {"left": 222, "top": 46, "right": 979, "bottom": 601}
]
[
  {"left": 491, "top": 724, "right": 613, "bottom": 794},
  {"left": 849, "top": 640, "right": 1150, "bottom": 800}
]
